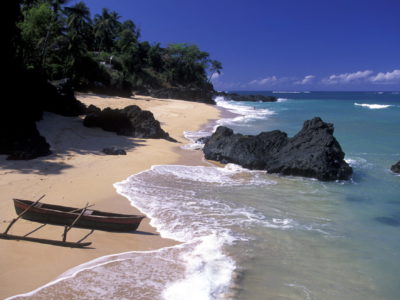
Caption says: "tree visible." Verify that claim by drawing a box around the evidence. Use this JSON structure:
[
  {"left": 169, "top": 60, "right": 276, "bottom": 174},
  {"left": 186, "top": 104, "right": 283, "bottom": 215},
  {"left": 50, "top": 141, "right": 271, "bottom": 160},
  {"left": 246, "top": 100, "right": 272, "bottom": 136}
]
[
  {"left": 19, "top": 2, "right": 61, "bottom": 70},
  {"left": 64, "top": 1, "right": 92, "bottom": 52},
  {"left": 93, "top": 8, "right": 121, "bottom": 52},
  {"left": 208, "top": 60, "right": 222, "bottom": 82},
  {"left": 165, "top": 43, "right": 210, "bottom": 86},
  {"left": 64, "top": 2, "right": 93, "bottom": 82},
  {"left": 115, "top": 20, "right": 139, "bottom": 53}
]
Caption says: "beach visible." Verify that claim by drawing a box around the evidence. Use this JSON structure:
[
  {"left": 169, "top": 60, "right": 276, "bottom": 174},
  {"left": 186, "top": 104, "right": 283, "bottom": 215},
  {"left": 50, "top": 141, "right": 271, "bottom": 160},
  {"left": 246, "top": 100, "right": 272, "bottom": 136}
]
[{"left": 0, "top": 93, "right": 220, "bottom": 299}]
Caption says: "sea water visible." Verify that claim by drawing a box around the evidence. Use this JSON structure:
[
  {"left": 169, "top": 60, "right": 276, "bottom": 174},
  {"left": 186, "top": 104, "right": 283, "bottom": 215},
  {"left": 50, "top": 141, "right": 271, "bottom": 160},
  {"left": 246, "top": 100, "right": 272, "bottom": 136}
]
[{"left": 10, "top": 92, "right": 400, "bottom": 300}]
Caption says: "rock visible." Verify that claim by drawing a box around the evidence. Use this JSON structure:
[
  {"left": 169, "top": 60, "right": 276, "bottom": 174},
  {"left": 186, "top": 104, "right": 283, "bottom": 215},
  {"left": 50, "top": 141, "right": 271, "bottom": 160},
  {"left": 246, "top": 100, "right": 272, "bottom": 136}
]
[
  {"left": 147, "top": 87, "right": 215, "bottom": 104},
  {"left": 391, "top": 161, "right": 400, "bottom": 173},
  {"left": 86, "top": 104, "right": 101, "bottom": 115},
  {"left": 102, "top": 147, "right": 127, "bottom": 155},
  {"left": 83, "top": 105, "right": 176, "bottom": 141},
  {"left": 215, "top": 92, "right": 277, "bottom": 102},
  {"left": 42, "top": 78, "right": 87, "bottom": 116},
  {"left": 0, "top": 121, "right": 51, "bottom": 160},
  {"left": 196, "top": 136, "right": 210, "bottom": 144},
  {"left": 203, "top": 117, "right": 352, "bottom": 181}
]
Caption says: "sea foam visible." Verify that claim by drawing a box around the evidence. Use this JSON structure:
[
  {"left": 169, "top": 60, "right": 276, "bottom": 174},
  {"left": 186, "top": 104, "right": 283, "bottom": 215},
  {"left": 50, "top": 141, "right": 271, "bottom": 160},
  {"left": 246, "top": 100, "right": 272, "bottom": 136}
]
[
  {"left": 113, "top": 164, "right": 277, "bottom": 299},
  {"left": 354, "top": 103, "right": 393, "bottom": 109},
  {"left": 214, "top": 96, "right": 275, "bottom": 128}
]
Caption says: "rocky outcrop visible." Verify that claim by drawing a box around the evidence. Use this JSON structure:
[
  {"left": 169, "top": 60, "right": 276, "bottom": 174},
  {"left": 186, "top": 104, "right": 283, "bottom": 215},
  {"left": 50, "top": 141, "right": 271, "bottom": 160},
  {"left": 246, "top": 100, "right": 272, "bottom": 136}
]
[
  {"left": 47, "top": 79, "right": 87, "bottom": 116},
  {"left": 1, "top": 72, "right": 82, "bottom": 161},
  {"left": 83, "top": 105, "right": 176, "bottom": 141},
  {"left": 215, "top": 92, "right": 277, "bottom": 102},
  {"left": 102, "top": 147, "right": 127, "bottom": 155},
  {"left": 0, "top": 121, "right": 51, "bottom": 160},
  {"left": 203, "top": 117, "right": 352, "bottom": 181},
  {"left": 391, "top": 161, "right": 400, "bottom": 174},
  {"left": 146, "top": 87, "right": 215, "bottom": 104}
]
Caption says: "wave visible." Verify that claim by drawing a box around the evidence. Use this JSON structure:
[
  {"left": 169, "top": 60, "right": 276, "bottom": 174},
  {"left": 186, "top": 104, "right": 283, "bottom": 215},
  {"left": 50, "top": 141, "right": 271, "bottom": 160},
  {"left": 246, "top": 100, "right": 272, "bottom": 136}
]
[
  {"left": 9, "top": 161, "right": 335, "bottom": 299},
  {"left": 354, "top": 103, "right": 393, "bottom": 109},
  {"left": 114, "top": 165, "right": 278, "bottom": 299},
  {"left": 345, "top": 157, "right": 372, "bottom": 169},
  {"left": 181, "top": 130, "right": 211, "bottom": 150},
  {"left": 214, "top": 96, "right": 275, "bottom": 128}
]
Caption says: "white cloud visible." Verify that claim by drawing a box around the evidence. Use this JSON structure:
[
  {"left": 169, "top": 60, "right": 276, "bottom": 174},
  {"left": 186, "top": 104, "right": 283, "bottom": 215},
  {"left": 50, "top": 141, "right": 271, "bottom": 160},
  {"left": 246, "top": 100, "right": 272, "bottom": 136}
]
[
  {"left": 370, "top": 69, "right": 400, "bottom": 83},
  {"left": 295, "top": 75, "right": 315, "bottom": 85},
  {"left": 249, "top": 76, "right": 278, "bottom": 86},
  {"left": 322, "top": 70, "right": 373, "bottom": 84}
]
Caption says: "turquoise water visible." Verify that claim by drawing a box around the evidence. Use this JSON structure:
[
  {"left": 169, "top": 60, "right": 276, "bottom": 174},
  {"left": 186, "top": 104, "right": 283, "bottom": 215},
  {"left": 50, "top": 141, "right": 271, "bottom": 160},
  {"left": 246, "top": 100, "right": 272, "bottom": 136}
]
[
  {"left": 11, "top": 92, "right": 400, "bottom": 300},
  {"left": 216, "top": 91, "right": 400, "bottom": 299}
]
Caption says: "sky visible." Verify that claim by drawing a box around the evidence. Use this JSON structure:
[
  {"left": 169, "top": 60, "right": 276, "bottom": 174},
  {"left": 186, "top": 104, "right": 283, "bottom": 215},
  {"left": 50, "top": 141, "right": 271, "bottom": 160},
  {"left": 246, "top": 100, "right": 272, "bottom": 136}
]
[{"left": 75, "top": 0, "right": 399, "bottom": 91}]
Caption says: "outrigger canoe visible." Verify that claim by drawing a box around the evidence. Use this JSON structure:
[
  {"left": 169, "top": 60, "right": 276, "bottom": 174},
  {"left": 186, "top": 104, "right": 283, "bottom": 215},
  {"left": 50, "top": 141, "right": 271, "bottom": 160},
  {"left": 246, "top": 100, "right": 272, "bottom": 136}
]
[{"left": 13, "top": 199, "right": 145, "bottom": 232}]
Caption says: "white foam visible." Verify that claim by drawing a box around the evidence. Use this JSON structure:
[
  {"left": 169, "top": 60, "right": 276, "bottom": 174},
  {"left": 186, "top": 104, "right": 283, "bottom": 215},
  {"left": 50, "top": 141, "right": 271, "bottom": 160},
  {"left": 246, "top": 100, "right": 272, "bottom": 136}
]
[
  {"left": 182, "top": 130, "right": 210, "bottom": 150},
  {"left": 112, "top": 165, "right": 279, "bottom": 299},
  {"left": 277, "top": 97, "right": 288, "bottom": 102},
  {"left": 6, "top": 245, "right": 187, "bottom": 300},
  {"left": 345, "top": 157, "right": 372, "bottom": 169},
  {"left": 214, "top": 96, "right": 275, "bottom": 128},
  {"left": 354, "top": 102, "right": 393, "bottom": 109},
  {"left": 148, "top": 164, "right": 274, "bottom": 187},
  {"left": 163, "top": 235, "right": 236, "bottom": 300}
]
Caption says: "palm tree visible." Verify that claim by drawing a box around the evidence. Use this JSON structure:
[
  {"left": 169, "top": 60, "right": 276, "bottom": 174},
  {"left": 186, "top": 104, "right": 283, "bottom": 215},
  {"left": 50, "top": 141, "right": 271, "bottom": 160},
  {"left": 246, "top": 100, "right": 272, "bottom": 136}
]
[
  {"left": 64, "top": 2, "right": 90, "bottom": 30},
  {"left": 93, "top": 8, "right": 121, "bottom": 52},
  {"left": 64, "top": 1, "right": 91, "bottom": 50},
  {"left": 208, "top": 60, "right": 222, "bottom": 82}
]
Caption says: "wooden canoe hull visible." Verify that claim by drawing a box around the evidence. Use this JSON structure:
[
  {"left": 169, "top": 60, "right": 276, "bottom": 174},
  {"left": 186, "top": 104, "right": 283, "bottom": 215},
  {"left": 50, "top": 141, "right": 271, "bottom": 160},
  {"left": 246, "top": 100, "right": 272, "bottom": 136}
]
[{"left": 14, "top": 199, "right": 145, "bottom": 232}]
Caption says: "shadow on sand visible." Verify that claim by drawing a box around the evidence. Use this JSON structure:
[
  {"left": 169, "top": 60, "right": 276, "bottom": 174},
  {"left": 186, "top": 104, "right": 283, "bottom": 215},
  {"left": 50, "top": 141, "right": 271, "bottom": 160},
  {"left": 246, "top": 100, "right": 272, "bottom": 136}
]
[{"left": 0, "top": 112, "right": 146, "bottom": 175}]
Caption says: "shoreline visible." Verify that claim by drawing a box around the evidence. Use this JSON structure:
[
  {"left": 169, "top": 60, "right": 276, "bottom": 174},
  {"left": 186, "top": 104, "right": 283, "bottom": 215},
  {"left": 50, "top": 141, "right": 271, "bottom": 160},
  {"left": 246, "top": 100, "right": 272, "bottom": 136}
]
[{"left": 0, "top": 93, "right": 220, "bottom": 299}]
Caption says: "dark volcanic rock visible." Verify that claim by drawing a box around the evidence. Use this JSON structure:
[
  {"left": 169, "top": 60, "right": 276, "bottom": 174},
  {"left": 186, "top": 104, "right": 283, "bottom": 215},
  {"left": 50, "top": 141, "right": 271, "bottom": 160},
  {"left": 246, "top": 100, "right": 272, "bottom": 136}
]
[
  {"left": 42, "top": 78, "right": 87, "bottom": 116},
  {"left": 216, "top": 92, "right": 277, "bottom": 102},
  {"left": 102, "top": 147, "right": 127, "bottom": 155},
  {"left": 83, "top": 105, "right": 176, "bottom": 141},
  {"left": 196, "top": 136, "right": 211, "bottom": 144},
  {"left": 391, "top": 161, "right": 400, "bottom": 174},
  {"left": 0, "top": 121, "right": 51, "bottom": 160},
  {"left": 203, "top": 117, "right": 352, "bottom": 181},
  {"left": 148, "top": 87, "right": 215, "bottom": 104}
]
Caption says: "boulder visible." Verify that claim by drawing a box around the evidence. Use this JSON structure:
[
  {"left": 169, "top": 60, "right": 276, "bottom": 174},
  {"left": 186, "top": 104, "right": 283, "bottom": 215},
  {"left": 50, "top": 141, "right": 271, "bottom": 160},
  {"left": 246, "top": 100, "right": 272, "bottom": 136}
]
[
  {"left": 83, "top": 105, "right": 176, "bottom": 141},
  {"left": 196, "top": 136, "right": 211, "bottom": 144},
  {"left": 0, "top": 121, "right": 51, "bottom": 160},
  {"left": 148, "top": 87, "right": 215, "bottom": 104},
  {"left": 391, "top": 161, "right": 400, "bottom": 174},
  {"left": 215, "top": 92, "right": 277, "bottom": 102},
  {"left": 102, "top": 147, "right": 127, "bottom": 155},
  {"left": 42, "top": 78, "right": 87, "bottom": 116},
  {"left": 203, "top": 117, "right": 352, "bottom": 181}
]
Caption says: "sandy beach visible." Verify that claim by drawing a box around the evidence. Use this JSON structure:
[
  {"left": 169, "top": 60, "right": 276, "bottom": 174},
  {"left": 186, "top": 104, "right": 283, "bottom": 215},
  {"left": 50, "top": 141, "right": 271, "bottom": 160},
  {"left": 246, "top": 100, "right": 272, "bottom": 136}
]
[{"left": 0, "top": 94, "right": 219, "bottom": 299}]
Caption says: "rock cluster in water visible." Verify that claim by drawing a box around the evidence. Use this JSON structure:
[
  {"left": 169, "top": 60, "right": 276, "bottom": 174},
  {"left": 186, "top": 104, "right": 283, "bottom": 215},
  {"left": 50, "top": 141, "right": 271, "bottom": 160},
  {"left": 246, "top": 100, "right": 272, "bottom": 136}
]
[
  {"left": 391, "top": 161, "right": 400, "bottom": 174},
  {"left": 84, "top": 105, "right": 175, "bottom": 141},
  {"left": 202, "top": 117, "right": 352, "bottom": 181}
]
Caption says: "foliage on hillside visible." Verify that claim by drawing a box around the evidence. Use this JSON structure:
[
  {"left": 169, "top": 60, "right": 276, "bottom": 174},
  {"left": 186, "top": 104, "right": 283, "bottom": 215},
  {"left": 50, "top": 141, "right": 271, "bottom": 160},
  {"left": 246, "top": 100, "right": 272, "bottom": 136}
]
[{"left": 17, "top": 0, "right": 222, "bottom": 95}]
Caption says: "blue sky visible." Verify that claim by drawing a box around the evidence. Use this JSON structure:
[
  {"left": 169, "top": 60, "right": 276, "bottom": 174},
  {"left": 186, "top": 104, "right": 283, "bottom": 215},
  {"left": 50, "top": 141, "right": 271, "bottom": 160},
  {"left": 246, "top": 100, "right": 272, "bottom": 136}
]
[{"left": 77, "top": 0, "right": 399, "bottom": 91}]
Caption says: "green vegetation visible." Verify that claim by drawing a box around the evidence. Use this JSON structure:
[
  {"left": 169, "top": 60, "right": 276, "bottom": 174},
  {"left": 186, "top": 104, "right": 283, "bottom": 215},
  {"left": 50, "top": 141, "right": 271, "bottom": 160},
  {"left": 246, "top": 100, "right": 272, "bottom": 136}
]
[{"left": 17, "top": 0, "right": 222, "bottom": 95}]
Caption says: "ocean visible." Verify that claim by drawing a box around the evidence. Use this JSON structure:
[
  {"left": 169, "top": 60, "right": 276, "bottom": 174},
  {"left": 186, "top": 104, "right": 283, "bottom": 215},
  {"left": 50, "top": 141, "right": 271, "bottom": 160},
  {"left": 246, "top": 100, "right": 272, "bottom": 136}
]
[{"left": 10, "top": 91, "right": 400, "bottom": 300}]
